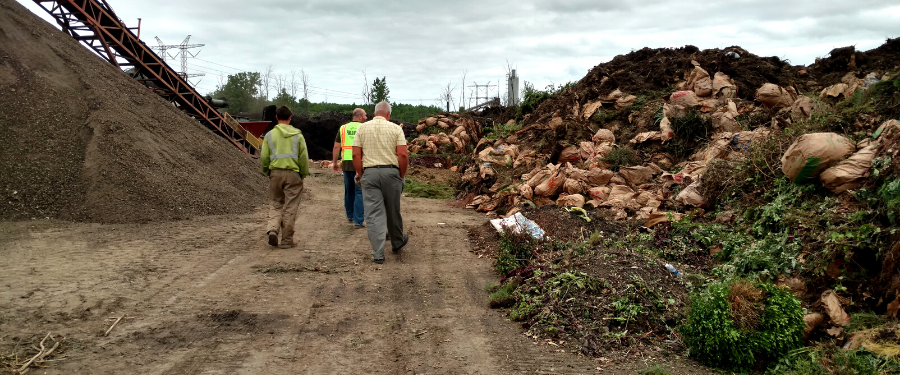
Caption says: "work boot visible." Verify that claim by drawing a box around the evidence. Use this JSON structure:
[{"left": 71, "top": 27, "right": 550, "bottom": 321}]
[
  {"left": 267, "top": 231, "right": 278, "bottom": 247},
  {"left": 278, "top": 241, "right": 294, "bottom": 249}
]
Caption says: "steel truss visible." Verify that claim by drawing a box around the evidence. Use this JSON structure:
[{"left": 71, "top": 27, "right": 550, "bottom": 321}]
[{"left": 32, "top": 0, "right": 256, "bottom": 156}]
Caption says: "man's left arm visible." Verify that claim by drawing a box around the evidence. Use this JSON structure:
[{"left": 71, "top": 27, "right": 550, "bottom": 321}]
[
  {"left": 297, "top": 136, "right": 310, "bottom": 178},
  {"left": 260, "top": 134, "right": 272, "bottom": 176},
  {"left": 396, "top": 145, "right": 408, "bottom": 179},
  {"left": 395, "top": 127, "right": 408, "bottom": 179}
]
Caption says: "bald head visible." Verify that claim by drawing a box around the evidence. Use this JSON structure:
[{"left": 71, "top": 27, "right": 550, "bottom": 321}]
[
  {"left": 352, "top": 108, "right": 367, "bottom": 122},
  {"left": 374, "top": 101, "right": 391, "bottom": 117}
]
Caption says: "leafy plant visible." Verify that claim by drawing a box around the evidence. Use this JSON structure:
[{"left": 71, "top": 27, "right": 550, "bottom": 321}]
[
  {"left": 878, "top": 178, "right": 900, "bottom": 224},
  {"left": 494, "top": 231, "right": 536, "bottom": 275},
  {"left": 680, "top": 280, "right": 804, "bottom": 370}
]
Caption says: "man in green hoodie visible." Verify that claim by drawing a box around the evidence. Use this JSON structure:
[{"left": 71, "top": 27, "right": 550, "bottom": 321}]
[{"left": 261, "top": 106, "right": 310, "bottom": 249}]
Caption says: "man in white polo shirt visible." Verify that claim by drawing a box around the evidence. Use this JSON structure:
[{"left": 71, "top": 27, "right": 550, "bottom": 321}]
[{"left": 351, "top": 101, "right": 409, "bottom": 264}]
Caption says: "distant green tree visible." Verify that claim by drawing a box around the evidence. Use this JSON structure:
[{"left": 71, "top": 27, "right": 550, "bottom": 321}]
[
  {"left": 272, "top": 88, "right": 296, "bottom": 108},
  {"left": 372, "top": 77, "right": 390, "bottom": 104},
  {"left": 218, "top": 72, "right": 261, "bottom": 113}
]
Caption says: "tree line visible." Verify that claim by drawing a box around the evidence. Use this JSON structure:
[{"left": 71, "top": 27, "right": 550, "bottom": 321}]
[{"left": 208, "top": 69, "right": 441, "bottom": 124}]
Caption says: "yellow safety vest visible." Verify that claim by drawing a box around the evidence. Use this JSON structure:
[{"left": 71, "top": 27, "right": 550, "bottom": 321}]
[{"left": 340, "top": 121, "right": 362, "bottom": 161}]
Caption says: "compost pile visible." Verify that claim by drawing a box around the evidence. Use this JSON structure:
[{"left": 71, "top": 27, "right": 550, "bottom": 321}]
[
  {"left": 455, "top": 40, "right": 900, "bottom": 226},
  {"left": 456, "top": 39, "right": 900, "bottom": 361},
  {"left": 0, "top": 0, "right": 266, "bottom": 224}
]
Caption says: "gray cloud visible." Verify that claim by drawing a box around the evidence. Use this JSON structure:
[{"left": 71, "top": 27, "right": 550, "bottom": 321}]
[{"left": 16, "top": 0, "right": 899, "bottom": 105}]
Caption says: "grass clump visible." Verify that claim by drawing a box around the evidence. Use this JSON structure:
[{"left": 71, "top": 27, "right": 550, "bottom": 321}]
[
  {"left": 680, "top": 280, "right": 804, "bottom": 370},
  {"left": 403, "top": 178, "right": 454, "bottom": 200},
  {"left": 602, "top": 147, "right": 640, "bottom": 172},
  {"left": 488, "top": 280, "right": 518, "bottom": 308},
  {"left": 638, "top": 364, "right": 672, "bottom": 375}
]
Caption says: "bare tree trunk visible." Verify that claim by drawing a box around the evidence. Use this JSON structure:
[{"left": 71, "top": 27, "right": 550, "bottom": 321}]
[
  {"left": 289, "top": 69, "right": 299, "bottom": 99},
  {"left": 459, "top": 69, "right": 467, "bottom": 111},
  {"left": 300, "top": 69, "right": 310, "bottom": 101},
  {"left": 361, "top": 69, "right": 371, "bottom": 105},
  {"left": 274, "top": 73, "right": 286, "bottom": 97},
  {"left": 260, "top": 65, "right": 274, "bottom": 101}
]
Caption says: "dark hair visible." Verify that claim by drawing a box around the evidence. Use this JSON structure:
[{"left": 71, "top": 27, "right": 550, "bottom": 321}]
[{"left": 275, "top": 106, "right": 292, "bottom": 121}]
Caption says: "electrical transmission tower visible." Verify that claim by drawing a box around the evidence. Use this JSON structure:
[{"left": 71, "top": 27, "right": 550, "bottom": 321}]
[{"left": 152, "top": 35, "right": 205, "bottom": 81}]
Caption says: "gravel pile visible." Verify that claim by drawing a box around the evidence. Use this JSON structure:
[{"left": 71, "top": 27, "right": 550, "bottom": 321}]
[{"left": 0, "top": 0, "right": 266, "bottom": 223}]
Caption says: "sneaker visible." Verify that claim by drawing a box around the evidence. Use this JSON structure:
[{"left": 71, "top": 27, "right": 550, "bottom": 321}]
[
  {"left": 392, "top": 234, "right": 409, "bottom": 253},
  {"left": 373, "top": 258, "right": 384, "bottom": 264},
  {"left": 267, "top": 231, "right": 278, "bottom": 247}
]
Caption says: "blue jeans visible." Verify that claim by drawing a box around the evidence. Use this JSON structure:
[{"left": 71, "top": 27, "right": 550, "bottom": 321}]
[{"left": 343, "top": 171, "right": 365, "bottom": 225}]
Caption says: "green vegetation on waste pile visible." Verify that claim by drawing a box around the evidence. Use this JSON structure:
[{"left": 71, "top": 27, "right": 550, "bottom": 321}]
[
  {"left": 766, "top": 345, "right": 900, "bottom": 375},
  {"left": 402, "top": 178, "right": 454, "bottom": 200},
  {"left": 517, "top": 81, "right": 576, "bottom": 118},
  {"left": 680, "top": 280, "right": 805, "bottom": 370},
  {"left": 480, "top": 71, "right": 900, "bottom": 372},
  {"left": 483, "top": 121, "right": 522, "bottom": 140},
  {"left": 601, "top": 147, "right": 640, "bottom": 172}
]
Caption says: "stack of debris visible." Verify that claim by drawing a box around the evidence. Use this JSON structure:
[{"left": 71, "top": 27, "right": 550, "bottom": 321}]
[
  {"left": 451, "top": 49, "right": 898, "bottom": 225},
  {"left": 409, "top": 113, "right": 482, "bottom": 154}
]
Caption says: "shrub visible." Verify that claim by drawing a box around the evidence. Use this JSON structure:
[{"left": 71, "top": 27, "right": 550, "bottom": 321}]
[{"left": 680, "top": 280, "right": 804, "bottom": 370}]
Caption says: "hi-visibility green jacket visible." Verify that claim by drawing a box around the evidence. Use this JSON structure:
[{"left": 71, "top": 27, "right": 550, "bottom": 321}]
[{"left": 261, "top": 124, "right": 309, "bottom": 177}]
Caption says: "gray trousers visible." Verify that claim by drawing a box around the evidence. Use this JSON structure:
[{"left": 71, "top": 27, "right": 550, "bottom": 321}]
[{"left": 360, "top": 167, "right": 405, "bottom": 260}]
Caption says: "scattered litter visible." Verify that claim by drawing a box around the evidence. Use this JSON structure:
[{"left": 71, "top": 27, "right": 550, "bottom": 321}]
[
  {"left": 664, "top": 263, "right": 683, "bottom": 278},
  {"left": 489, "top": 212, "right": 546, "bottom": 239}
]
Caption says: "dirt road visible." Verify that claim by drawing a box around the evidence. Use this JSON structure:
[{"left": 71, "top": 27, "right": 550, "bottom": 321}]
[{"left": 1, "top": 166, "right": 614, "bottom": 374}]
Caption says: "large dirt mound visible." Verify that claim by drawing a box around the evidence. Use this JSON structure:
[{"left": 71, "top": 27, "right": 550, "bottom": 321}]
[
  {"left": 807, "top": 37, "right": 900, "bottom": 85},
  {"left": 0, "top": 0, "right": 266, "bottom": 223}
]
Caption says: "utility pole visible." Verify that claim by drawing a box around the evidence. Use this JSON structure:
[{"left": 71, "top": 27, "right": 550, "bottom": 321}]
[
  {"left": 152, "top": 35, "right": 205, "bottom": 81},
  {"left": 469, "top": 81, "right": 493, "bottom": 107}
]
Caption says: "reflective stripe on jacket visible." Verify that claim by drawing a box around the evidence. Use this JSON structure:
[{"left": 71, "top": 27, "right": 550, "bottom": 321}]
[
  {"left": 261, "top": 124, "right": 309, "bottom": 177},
  {"left": 340, "top": 122, "right": 362, "bottom": 161}
]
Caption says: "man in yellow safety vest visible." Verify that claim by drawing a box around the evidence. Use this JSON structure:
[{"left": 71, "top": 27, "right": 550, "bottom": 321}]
[{"left": 332, "top": 108, "right": 367, "bottom": 228}]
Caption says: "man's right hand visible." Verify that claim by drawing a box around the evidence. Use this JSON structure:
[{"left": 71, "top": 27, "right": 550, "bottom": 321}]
[{"left": 332, "top": 161, "right": 340, "bottom": 173}]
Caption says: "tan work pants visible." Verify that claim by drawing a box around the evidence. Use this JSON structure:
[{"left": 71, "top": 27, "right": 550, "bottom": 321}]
[{"left": 267, "top": 169, "right": 304, "bottom": 245}]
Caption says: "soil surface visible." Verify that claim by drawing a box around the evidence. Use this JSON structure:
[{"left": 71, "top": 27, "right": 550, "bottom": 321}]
[
  {"left": 0, "top": 166, "right": 720, "bottom": 374},
  {"left": 0, "top": 0, "right": 266, "bottom": 224}
]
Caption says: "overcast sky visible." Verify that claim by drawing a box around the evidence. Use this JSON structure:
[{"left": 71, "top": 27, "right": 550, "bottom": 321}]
[{"left": 17, "top": 0, "right": 899, "bottom": 108}]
